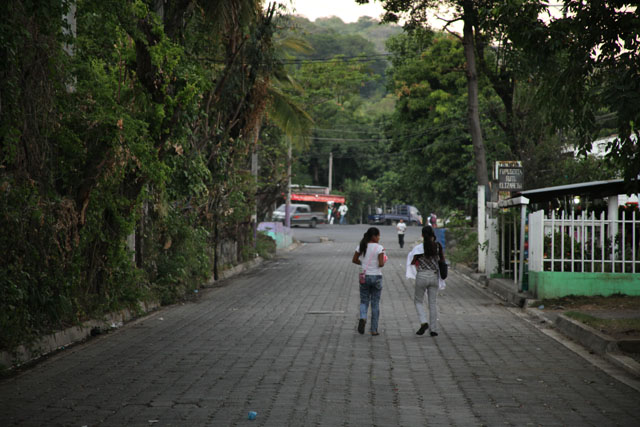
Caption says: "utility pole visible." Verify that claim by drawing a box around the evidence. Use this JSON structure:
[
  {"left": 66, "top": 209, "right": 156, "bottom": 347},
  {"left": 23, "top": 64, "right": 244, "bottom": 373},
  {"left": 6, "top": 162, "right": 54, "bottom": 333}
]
[
  {"left": 251, "top": 121, "right": 260, "bottom": 247},
  {"left": 328, "top": 151, "right": 333, "bottom": 192},
  {"left": 285, "top": 139, "right": 292, "bottom": 228}
]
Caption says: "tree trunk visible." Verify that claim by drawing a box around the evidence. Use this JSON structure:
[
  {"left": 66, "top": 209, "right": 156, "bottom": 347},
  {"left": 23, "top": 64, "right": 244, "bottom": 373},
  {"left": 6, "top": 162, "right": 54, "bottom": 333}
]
[
  {"left": 213, "top": 212, "right": 219, "bottom": 281},
  {"left": 462, "top": 1, "right": 489, "bottom": 188}
]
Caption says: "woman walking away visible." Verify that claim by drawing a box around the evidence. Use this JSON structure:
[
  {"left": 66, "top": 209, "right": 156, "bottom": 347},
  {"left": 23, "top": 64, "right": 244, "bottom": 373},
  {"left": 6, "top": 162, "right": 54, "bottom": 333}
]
[
  {"left": 352, "top": 227, "right": 387, "bottom": 336},
  {"left": 406, "top": 226, "right": 445, "bottom": 337}
]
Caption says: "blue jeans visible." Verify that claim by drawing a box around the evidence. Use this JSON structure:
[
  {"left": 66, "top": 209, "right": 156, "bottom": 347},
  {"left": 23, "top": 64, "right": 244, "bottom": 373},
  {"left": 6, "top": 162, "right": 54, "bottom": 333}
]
[{"left": 360, "top": 275, "right": 383, "bottom": 333}]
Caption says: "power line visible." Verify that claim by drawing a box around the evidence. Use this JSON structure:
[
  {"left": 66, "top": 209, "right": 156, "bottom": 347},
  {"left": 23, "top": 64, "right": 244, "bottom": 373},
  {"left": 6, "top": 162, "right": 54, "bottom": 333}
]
[
  {"left": 297, "top": 146, "right": 432, "bottom": 161},
  {"left": 297, "top": 135, "right": 473, "bottom": 160},
  {"left": 308, "top": 123, "right": 462, "bottom": 143},
  {"left": 281, "top": 53, "right": 393, "bottom": 64}
]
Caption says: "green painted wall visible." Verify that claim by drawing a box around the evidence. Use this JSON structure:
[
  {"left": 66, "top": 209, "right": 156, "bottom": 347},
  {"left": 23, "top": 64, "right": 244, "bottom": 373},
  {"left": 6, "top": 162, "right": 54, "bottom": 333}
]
[
  {"left": 263, "top": 231, "right": 292, "bottom": 250},
  {"left": 529, "top": 271, "right": 640, "bottom": 299}
]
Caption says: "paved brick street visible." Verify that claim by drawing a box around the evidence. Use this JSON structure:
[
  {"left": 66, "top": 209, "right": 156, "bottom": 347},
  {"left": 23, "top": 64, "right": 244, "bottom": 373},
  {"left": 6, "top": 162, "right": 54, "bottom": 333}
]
[{"left": 1, "top": 236, "right": 639, "bottom": 426}]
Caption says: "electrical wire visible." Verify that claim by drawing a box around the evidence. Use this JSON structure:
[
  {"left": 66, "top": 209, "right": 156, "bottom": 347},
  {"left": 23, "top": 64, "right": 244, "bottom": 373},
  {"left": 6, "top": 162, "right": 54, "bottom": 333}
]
[
  {"left": 280, "top": 53, "right": 393, "bottom": 64},
  {"left": 307, "top": 123, "right": 462, "bottom": 143},
  {"left": 297, "top": 134, "right": 473, "bottom": 160}
]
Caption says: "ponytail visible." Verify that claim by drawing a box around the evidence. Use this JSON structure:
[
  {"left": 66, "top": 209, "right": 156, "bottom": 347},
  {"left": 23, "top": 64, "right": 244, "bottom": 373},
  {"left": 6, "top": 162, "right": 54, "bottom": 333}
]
[
  {"left": 422, "top": 225, "right": 438, "bottom": 257},
  {"left": 359, "top": 227, "right": 380, "bottom": 256}
]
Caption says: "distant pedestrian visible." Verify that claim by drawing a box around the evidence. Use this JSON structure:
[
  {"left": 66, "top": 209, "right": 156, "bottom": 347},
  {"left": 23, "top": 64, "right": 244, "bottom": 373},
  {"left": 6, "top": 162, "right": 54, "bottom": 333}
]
[
  {"left": 406, "top": 225, "right": 445, "bottom": 337},
  {"left": 327, "top": 204, "right": 333, "bottom": 224},
  {"left": 352, "top": 227, "right": 387, "bottom": 336},
  {"left": 429, "top": 213, "right": 437, "bottom": 228},
  {"left": 338, "top": 204, "right": 348, "bottom": 225},
  {"left": 396, "top": 219, "right": 407, "bottom": 248}
]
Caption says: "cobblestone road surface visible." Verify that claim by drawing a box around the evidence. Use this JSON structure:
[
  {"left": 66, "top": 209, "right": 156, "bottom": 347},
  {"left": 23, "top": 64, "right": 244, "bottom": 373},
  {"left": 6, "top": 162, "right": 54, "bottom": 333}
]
[{"left": 1, "top": 238, "right": 639, "bottom": 426}]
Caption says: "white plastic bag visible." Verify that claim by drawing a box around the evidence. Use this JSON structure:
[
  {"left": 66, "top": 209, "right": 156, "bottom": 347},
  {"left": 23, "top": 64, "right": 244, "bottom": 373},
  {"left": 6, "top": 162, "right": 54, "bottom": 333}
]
[{"left": 438, "top": 277, "right": 446, "bottom": 290}]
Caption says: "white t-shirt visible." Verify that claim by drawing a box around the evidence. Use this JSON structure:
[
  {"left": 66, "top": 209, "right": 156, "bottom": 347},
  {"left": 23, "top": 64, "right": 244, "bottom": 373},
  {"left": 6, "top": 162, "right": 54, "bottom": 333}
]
[
  {"left": 396, "top": 222, "right": 407, "bottom": 234},
  {"left": 339, "top": 205, "right": 348, "bottom": 215},
  {"left": 355, "top": 242, "right": 385, "bottom": 276}
]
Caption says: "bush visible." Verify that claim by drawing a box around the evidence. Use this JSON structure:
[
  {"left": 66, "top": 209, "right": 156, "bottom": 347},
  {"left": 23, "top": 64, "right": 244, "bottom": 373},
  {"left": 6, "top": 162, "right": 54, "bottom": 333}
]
[
  {"left": 256, "top": 231, "right": 277, "bottom": 259},
  {"left": 445, "top": 211, "right": 478, "bottom": 266},
  {"left": 146, "top": 209, "right": 213, "bottom": 305}
]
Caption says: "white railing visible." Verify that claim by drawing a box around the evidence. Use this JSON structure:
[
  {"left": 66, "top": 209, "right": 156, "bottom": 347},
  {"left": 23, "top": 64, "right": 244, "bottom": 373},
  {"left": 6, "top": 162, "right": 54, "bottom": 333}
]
[{"left": 528, "top": 209, "right": 639, "bottom": 273}]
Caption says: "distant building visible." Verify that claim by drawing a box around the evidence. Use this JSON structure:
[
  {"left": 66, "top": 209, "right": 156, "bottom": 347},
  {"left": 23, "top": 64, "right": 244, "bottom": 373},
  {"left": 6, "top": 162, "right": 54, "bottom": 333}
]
[{"left": 564, "top": 134, "right": 638, "bottom": 159}]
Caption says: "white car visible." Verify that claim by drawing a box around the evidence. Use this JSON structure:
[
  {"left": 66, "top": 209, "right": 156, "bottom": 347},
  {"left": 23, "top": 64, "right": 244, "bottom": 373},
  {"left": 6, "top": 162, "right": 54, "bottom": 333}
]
[{"left": 272, "top": 204, "right": 325, "bottom": 228}]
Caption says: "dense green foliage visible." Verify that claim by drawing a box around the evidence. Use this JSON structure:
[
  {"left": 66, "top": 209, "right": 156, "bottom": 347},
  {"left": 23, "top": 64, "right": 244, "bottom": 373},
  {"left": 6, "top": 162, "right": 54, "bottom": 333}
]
[
  {"left": 356, "top": 0, "right": 638, "bottom": 191},
  {"left": 0, "top": 0, "right": 288, "bottom": 351},
  {"left": 282, "top": 16, "right": 399, "bottom": 193},
  {"left": 285, "top": 16, "right": 619, "bottom": 221},
  {"left": 293, "top": 3, "right": 634, "bottom": 223},
  {"left": 384, "top": 30, "right": 498, "bottom": 213}
]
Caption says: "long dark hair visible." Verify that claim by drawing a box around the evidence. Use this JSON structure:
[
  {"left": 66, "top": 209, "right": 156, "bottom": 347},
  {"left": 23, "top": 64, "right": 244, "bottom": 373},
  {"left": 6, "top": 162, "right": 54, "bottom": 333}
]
[
  {"left": 359, "top": 227, "right": 380, "bottom": 256},
  {"left": 422, "top": 225, "right": 438, "bottom": 257}
]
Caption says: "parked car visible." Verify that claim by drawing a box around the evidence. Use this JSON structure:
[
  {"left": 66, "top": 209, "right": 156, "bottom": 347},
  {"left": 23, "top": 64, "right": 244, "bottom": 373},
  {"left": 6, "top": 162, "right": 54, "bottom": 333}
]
[
  {"left": 368, "top": 204, "right": 423, "bottom": 225},
  {"left": 272, "top": 203, "right": 325, "bottom": 228}
]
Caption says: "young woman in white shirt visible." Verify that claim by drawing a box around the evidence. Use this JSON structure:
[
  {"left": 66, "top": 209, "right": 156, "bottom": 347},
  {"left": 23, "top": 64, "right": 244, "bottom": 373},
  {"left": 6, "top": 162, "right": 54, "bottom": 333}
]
[{"left": 351, "top": 227, "right": 387, "bottom": 335}]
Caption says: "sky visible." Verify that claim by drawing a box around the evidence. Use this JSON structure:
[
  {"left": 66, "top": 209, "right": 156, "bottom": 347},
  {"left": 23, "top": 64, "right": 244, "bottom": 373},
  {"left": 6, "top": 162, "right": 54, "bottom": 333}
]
[
  {"left": 288, "top": 0, "right": 386, "bottom": 23},
  {"left": 287, "top": 0, "right": 462, "bottom": 32},
  {"left": 287, "top": 1, "right": 568, "bottom": 29}
]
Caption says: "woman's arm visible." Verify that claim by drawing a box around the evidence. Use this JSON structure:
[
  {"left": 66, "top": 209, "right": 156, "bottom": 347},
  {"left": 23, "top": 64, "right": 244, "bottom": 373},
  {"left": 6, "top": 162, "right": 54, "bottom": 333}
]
[
  {"left": 378, "top": 252, "right": 386, "bottom": 267},
  {"left": 352, "top": 251, "right": 361, "bottom": 265}
]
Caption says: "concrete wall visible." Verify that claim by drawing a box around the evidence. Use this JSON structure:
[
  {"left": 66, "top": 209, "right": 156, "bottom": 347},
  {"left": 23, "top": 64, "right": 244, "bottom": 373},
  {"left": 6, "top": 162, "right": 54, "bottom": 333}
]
[
  {"left": 529, "top": 271, "right": 640, "bottom": 299},
  {"left": 0, "top": 301, "right": 160, "bottom": 369},
  {"left": 257, "top": 222, "right": 292, "bottom": 250}
]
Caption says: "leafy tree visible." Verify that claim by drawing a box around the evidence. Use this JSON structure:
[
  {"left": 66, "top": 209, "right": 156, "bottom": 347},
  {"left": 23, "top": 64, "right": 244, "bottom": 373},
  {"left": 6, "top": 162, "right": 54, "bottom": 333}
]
[
  {"left": 343, "top": 176, "right": 378, "bottom": 223},
  {"left": 357, "top": 0, "right": 492, "bottom": 188},
  {"left": 0, "top": 0, "right": 298, "bottom": 351},
  {"left": 289, "top": 53, "right": 383, "bottom": 188},
  {"left": 385, "top": 30, "right": 487, "bottom": 214},
  {"left": 502, "top": 1, "right": 640, "bottom": 188},
  {"left": 276, "top": 16, "right": 408, "bottom": 196}
]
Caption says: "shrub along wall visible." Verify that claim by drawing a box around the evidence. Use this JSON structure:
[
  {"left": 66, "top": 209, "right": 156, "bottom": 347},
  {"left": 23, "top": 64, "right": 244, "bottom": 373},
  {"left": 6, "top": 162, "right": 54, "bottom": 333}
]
[{"left": 0, "top": 1, "right": 287, "bottom": 354}]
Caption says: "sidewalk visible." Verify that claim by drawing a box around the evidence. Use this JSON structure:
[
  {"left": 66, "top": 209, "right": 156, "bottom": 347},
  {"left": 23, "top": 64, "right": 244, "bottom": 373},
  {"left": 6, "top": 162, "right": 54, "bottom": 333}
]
[
  {"left": 1, "top": 240, "right": 639, "bottom": 426},
  {"left": 454, "top": 264, "right": 640, "bottom": 379}
]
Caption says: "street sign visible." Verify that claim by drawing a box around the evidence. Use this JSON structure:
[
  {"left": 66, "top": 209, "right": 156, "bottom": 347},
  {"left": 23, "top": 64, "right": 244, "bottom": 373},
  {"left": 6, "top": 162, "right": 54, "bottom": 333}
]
[{"left": 495, "top": 161, "right": 523, "bottom": 192}]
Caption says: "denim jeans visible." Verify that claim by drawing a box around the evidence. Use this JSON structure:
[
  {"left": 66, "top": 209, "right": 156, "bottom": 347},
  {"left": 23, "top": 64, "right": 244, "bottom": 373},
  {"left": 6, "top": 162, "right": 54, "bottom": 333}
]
[{"left": 359, "top": 275, "right": 383, "bottom": 333}]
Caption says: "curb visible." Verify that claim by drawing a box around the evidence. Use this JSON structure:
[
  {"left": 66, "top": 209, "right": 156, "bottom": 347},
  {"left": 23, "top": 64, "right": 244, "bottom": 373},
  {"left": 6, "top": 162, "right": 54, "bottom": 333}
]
[
  {"left": 485, "top": 279, "right": 529, "bottom": 308},
  {"left": 0, "top": 301, "right": 160, "bottom": 371},
  {"left": 555, "top": 314, "right": 640, "bottom": 377},
  {"left": 205, "top": 256, "right": 265, "bottom": 286},
  {"left": 555, "top": 314, "right": 619, "bottom": 354},
  {"left": 453, "top": 264, "right": 530, "bottom": 308},
  {"left": 2, "top": 254, "right": 275, "bottom": 372}
]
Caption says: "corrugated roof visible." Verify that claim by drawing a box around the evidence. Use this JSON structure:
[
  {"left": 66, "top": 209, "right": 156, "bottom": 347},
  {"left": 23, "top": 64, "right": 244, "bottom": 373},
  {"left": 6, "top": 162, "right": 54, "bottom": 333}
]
[{"left": 514, "top": 179, "right": 636, "bottom": 203}]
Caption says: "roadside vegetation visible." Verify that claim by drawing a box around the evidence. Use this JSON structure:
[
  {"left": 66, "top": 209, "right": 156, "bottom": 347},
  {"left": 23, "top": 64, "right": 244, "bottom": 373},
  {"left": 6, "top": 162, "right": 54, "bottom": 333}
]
[
  {"left": 284, "top": 6, "right": 634, "bottom": 224},
  {"left": 1, "top": 1, "right": 290, "bottom": 353}
]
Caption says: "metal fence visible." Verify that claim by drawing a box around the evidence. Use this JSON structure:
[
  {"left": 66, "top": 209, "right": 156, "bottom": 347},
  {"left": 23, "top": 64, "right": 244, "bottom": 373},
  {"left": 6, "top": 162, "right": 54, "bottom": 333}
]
[
  {"left": 498, "top": 211, "right": 520, "bottom": 280},
  {"left": 528, "top": 209, "right": 639, "bottom": 273}
]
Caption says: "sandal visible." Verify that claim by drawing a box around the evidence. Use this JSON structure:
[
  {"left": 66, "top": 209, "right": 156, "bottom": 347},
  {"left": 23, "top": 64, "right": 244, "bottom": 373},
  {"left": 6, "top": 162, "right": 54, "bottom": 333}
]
[{"left": 371, "top": 331, "right": 380, "bottom": 336}]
